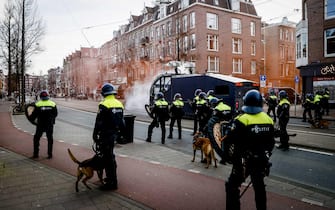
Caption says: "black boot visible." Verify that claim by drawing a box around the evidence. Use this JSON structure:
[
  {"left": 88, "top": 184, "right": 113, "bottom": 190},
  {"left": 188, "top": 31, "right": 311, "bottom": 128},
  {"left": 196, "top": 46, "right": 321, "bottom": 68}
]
[{"left": 167, "top": 134, "right": 172, "bottom": 139}]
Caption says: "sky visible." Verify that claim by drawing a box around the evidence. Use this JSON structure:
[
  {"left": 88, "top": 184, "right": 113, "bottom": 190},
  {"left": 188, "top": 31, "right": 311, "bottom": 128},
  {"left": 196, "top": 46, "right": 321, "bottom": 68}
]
[{"left": 0, "top": 0, "right": 302, "bottom": 75}]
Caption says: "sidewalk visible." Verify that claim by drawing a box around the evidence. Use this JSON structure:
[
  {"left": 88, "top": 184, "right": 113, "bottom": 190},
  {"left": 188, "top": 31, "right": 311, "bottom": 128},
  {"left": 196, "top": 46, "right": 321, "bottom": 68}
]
[{"left": 1, "top": 99, "right": 335, "bottom": 209}]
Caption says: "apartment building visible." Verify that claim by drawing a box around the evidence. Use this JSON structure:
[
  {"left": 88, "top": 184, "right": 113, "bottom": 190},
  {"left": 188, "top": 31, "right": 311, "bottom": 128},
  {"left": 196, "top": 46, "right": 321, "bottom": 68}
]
[
  {"left": 263, "top": 17, "right": 300, "bottom": 93},
  {"left": 296, "top": 0, "right": 335, "bottom": 104},
  {"left": 108, "top": 0, "right": 263, "bottom": 86}
]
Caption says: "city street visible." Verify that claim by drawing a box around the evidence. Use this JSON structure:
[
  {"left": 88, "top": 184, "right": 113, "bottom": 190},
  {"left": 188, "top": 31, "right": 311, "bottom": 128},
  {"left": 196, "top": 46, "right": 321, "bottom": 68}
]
[{"left": 2, "top": 98, "right": 334, "bottom": 209}]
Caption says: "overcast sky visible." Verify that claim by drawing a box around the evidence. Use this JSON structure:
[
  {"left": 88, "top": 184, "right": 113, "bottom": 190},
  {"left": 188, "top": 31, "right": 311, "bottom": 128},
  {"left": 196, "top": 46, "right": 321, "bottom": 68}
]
[{"left": 0, "top": 0, "right": 302, "bottom": 75}]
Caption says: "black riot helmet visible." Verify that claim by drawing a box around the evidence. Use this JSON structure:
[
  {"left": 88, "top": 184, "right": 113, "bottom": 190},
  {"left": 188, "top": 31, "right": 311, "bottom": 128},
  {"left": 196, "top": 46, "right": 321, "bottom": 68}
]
[
  {"left": 174, "top": 93, "right": 182, "bottom": 100},
  {"left": 101, "top": 83, "right": 117, "bottom": 96},
  {"left": 194, "top": 89, "right": 202, "bottom": 97},
  {"left": 156, "top": 92, "right": 164, "bottom": 100},
  {"left": 242, "top": 89, "right": 263, "bottom": 114}
]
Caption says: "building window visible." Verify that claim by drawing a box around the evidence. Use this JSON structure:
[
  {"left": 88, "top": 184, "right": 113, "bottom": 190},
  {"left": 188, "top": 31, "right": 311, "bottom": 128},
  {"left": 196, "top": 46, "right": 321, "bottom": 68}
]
[
  {"left": 176, "top": 18, "right": 180, "bottom": 35},
  {"left": 183, "top": 15, "right": 188, "bottom": 33},
  {"left": 325, "top": 28, "right": 335, "bottom": 57},
  {"left": 251, "top": 41, "right": 256, "bottom": 56},
  {"left": 191, "top": 34, "right": 196, "bottom": 49},
  {"left": 156, "top": 26, "right": 160, "bottom": 40},
  {"left": 325, "top": 0, "right": 335, "bottom": 19},
  {"left": 214, "top": 0, "right": 219, "bottom": 6},
  {"left": 167, "top": 21, "right": 172, "bottom": 36},
  {"left": 208, "top": 56, "right": 219, "bottom": 73},
  {"left": 161, "top": 24, "right": 166, "bottom": 38},
  {"left": 279, "top": 29, "right": 283, "bottom": 40},
  {"left": 232, "top": 38, "right": 242, "bottom": 54},
  {"left": 183, "top": 36, "right": 188, "bottom": 53},
  {"left": 207, "top": 34, "right": 219, "bottom": 51},
  {"left": 206, "top": 13, "right": 218, "bottom": 30},
  {"left": 231, "top": 18, "right": 241, "bottom": 34},
  {"left": 190, "top": 12, "right": 195, "bottom": 29},
  {"left": 251, "top": 61, "right": 256, "bottom": 75},
  {"left": 233, "top": 58, "right": 242, "bottom": 74},
  {"left": 250, "top": 21, "right": 256, "bottom": 36}
]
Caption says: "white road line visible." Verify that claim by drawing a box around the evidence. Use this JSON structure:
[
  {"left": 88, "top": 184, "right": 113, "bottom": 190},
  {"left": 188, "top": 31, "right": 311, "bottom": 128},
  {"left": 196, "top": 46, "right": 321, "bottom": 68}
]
[
  {"left": 149, "top": 161, "right": 161, "bottom": 165},
  {"left": 301, "top": 198, "right": 324, "bottom": 207},
  {"left": 188, "top": 169, "right": 200, "bottom": 174}
]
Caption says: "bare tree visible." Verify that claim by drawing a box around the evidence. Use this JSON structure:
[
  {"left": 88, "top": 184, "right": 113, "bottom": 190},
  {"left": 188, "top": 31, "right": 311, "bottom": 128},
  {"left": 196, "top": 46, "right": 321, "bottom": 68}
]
[{"left": 0, "top": 0, "right": 45, "bottom": 102}]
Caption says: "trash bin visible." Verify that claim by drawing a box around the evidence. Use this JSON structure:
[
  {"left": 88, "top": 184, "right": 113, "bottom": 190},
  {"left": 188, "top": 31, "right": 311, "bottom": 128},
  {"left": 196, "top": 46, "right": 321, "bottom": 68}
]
[{"left": 121, "top": 114, "right": 136, "bottom": 144}]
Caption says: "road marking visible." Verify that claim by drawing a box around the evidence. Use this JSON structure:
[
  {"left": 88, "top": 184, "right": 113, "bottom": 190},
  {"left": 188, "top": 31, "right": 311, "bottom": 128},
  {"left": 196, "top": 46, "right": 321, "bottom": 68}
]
[
  {"left": 58, "top": 140, "right": 65, "bottom": 143},
  {"left": 188, "top": 169, "right": 200, "bottom": 174},
  {"left": 71, "top": 143, "right": 79, "bottom": 146},
  {"left": 275, "top": 144, "right": 334, "bottom": 156},
  {"left": 149, "top": 161, "right": 161, "bottom": 165},
  {"left": 118, "top": 154, "right": 128, "bottom": 158},
  {"left": 289, "top": 128, "right": 335, "bottom": 137},
  {"left": 294, "top": 147, "right": 334, "bottom": 156},
  {"left": 301, "top": 198, "right": 324, "bottom": 207}
]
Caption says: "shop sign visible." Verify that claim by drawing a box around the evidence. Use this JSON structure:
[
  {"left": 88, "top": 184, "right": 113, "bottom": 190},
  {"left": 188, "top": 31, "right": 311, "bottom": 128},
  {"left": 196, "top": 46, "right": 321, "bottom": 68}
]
[{"left": 321, "top": 64, "right": 335, "bottom": 75}]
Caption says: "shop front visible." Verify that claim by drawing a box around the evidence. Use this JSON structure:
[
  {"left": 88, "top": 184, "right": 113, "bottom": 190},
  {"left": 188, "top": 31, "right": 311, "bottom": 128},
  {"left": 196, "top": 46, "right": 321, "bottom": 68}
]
[{"left": 300, "top": 62, "right": 335, "bottom": 107}]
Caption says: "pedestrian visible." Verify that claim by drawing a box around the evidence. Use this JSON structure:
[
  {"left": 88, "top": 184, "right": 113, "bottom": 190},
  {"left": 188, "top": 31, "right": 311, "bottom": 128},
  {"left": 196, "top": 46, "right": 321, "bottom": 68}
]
[
  {"left": 167, "top": 93, "right": 184, "bottom": 139},
  {"left": 302, "top": 93, "right": 313, "bottom": 122},
  {"left": 93, "top": 83, "right": 125, "bottom": 190},
  {"left": 266, "top": 89, "right": 278, "bottom": 122},
  {"left": 276, "top": 90, "right": 290, "bottom": 151},
  {"left": 146, "top": 92, "right": 170, "bottom": 144},
  {"left": 196, "top": 92, "right": 210, "bottom": 133},
  {"left": 224, "top": 89, "right": 275, "bottom": 210},
  {"left": 30, "top": 90, "right": 58, "bottom": 159},
  {"left": 191, "top": 89, "right": 202, "bottom": 135}
]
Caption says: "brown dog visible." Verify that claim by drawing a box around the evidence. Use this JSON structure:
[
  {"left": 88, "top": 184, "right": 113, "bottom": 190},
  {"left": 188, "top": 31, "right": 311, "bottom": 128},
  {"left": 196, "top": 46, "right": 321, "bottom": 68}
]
[
  {"left": 192, "top": 132, "right": 217, "bottom": 169},
  {"left": 67, "top": 148, "right": 104, "bottom": 192}
]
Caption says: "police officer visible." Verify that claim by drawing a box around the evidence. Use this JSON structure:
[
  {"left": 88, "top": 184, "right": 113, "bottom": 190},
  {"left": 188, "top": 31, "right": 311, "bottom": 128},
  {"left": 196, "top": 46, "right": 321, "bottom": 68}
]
[
  {"left": 196, "top": 92, "right": 210, "bottom": 133},
  {"left": 207, "top": 97, "right": 232, "bottom": 164},
  {"left": 168, "top": 93, "right": 184, "bottom": 139},
  {"left": 191, "top": 89, "right": 202, "bottom": 135},
  {"left": 225, "top": 89, "right": 275, "bottom": 210},
  {"left": 276, "top": 90, "right": 290, "bottom": 150},
  {"left": 31, "top": 90, "right": 58, "bottom": 159},
  {"left": 93, "top": 83, "right": 125, "bottom": 190},
  {"left": 146, "top": 92, "right": 169, "bottom": 144},
  {"left": 302, "top": 93, "right": 313, "bottom": 122},
  {"left": 266, "top": 89, "right": 278, "bottom": 122},
  {"left": 314, "top": 91, "right": 323, "bottom": 122}
]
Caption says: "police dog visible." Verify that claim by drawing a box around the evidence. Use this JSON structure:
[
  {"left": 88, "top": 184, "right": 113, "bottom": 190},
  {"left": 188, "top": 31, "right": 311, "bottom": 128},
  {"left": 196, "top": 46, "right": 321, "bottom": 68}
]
[
  {"left": 67, "top": 148, "right": 104, "bottom": 192},
  {"left": 192, "top": 132, "right": 217, "bottom": 169}
]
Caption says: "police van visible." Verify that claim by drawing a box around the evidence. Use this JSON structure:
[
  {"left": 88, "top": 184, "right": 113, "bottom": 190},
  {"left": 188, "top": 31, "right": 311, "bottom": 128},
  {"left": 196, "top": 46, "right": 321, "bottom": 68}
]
[{"left": 148, "top": 72, "right": 259, "bottom": 118}]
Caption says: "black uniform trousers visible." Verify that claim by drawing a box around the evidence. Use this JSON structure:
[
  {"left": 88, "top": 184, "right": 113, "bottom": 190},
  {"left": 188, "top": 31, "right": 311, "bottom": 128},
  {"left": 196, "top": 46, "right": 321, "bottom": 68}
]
[
  {"left": 267, "top": 106, "right": 276, "bottom": 122},
  {"left": 169, "top": 117, "right": 182, "bottom": 139},
  {"left": 100, "top": 133, "right": 118, "bottom": 186},
  {"left": 33, "top": 124, "right": 54, "bottom": 157},
  {"left": 147, "top": 119, "right": 166, "bottom": 143},
  {"left": 279, "top": 118, "right": 289, "bottom": 148},
  {"left": 226, "top": 157, "right": 267, "bottom": 210}
]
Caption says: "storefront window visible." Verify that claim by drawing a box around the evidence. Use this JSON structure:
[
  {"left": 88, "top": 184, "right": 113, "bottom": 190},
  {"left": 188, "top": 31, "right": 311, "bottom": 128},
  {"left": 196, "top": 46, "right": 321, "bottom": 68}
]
[{"left": 325, "top": 28, "right": 335, "bottom": 57}]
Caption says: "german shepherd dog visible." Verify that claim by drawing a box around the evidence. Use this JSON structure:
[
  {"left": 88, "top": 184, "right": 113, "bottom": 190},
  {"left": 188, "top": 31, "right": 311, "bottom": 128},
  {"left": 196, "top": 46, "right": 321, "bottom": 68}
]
[
  {"left": 192, "top": 132, "right": 217, "bottom": 169},
  {"left": 67, "top": 148, "right": 104, "bottom": 192}
]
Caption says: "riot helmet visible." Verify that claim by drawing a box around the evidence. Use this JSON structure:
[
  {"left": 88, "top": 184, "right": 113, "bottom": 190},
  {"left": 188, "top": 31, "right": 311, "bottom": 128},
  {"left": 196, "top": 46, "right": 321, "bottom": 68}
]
[
  {"left": 242, "top": 89, "right": 263, "bottom": 114},
  {"left": 174, "top": 93, "right": 182, "bottom": 100},
  {"left": 40, "top": 90, "right": 49, "bottom": 100},
  {"left": 207, "top": 90, "right": 214, "bottom": 97},
  {"left": 278, "top": 90, "right": 288, "bottom": 99},
  {"left": 101, "top": 83, "right": 117, "bottom": 96},
  {"left": 156, "top": 92, "right": 164, "bottom": 100},
  {"left": 194, "top": 89, "right": 202, "bottom": 97},
  {"left": 199, "top": 92, "right": 207, "bottom": 100},
  {"left": 209, "top": 97, "right": 219, "bottom": 108}
]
